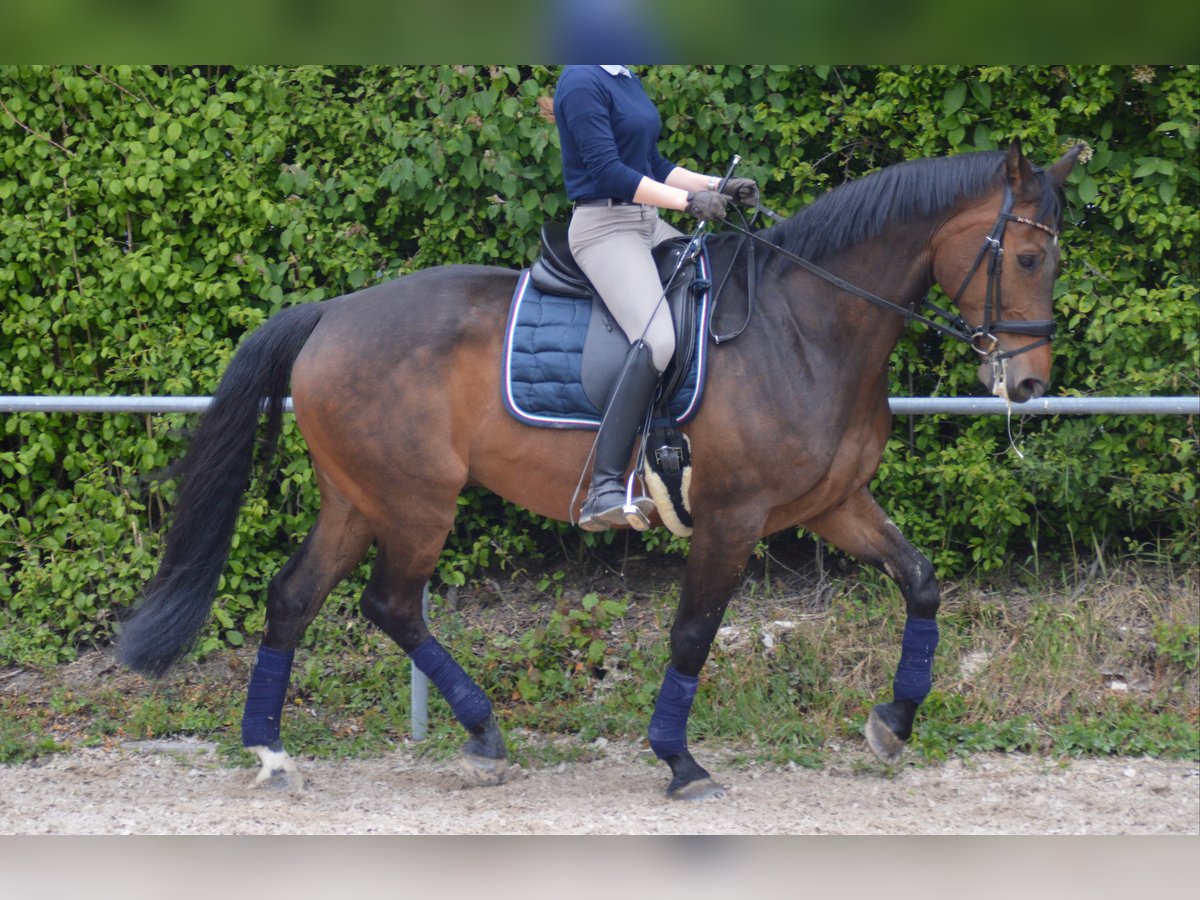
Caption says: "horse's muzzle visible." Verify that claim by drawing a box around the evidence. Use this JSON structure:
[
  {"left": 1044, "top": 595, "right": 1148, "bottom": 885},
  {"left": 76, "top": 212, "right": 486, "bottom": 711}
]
[{"left": 978, "top": 358, "right": 1048, "bottom": 404}]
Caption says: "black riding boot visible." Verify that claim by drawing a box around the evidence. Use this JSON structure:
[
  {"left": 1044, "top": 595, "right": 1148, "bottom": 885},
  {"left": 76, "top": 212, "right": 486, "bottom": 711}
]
[{"left": 579, "top": 340, "right": 660, "bottom": 532}]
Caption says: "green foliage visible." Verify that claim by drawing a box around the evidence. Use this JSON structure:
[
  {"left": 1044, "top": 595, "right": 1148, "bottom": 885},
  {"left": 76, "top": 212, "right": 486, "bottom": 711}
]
[
  {"left": 1152, "top": 618, "right": 1199, "bottom": 673},
  {"left": 475, "top": 592, "right": 630, "bottom": 704},
  {"left": 1, "top": 65, "right": 1196, "bottom": 662},
  {"left": 1051, "top": 702, "right": 1196, "bottom": 758},
  {"left": 0, "top": 703, "right": 68, "bottom": 764}
]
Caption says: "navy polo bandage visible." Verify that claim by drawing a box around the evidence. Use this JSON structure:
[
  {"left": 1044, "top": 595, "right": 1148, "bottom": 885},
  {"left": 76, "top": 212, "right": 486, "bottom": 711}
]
[
  {"left": 648, "top": 665, "right": 699, "bottom": 759},
  {"left": 409, "top": 636, "right": 492, "bottom": 731},
  {"left": 241, "top": 645, "right": 295, "bottom": 748},
  {"left": 893, "top": 616, "right": 940, "bottom": 705}
]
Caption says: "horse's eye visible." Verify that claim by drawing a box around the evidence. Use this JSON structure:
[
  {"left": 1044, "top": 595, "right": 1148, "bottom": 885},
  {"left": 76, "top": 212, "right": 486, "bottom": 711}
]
[{"left": 1017, "top": 254, "right": 1038, "bottom": 271}]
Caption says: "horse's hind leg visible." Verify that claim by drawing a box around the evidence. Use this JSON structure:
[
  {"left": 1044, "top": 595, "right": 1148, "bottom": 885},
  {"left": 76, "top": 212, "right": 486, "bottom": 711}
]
[
  {"left": 805, "top": 487, "right": 942, "bottom": 764},
  {"left": 359, "top": 524, "right": 509, "bottom": 787},
  {"left": 242, "top": 490, "right": 374, "bottom": 791}
]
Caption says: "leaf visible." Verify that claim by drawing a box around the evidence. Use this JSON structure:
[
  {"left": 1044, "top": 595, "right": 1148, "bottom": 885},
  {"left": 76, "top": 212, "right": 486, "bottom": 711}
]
[
  {"left": 969, "top": 80, "right": 992, "bottom": 109},
  {"left": 942, "top": 81, "right": 967, "bottom": 115},
  {"left": 1086, "top": 147, "right": 1112, "bottom": 172},
  {"left": 1132, "top": 160, "right": 1159, "bottom": 178},
  {"left": 473, "top": 89, "right": 497, "bottom": 118},
  {"left": 973, "top": 124, "right": 997, "bottom": 150}
]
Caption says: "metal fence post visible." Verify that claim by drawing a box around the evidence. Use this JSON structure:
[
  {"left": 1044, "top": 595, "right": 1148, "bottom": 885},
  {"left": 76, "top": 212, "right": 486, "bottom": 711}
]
[{"left": 410, "top": 582, "right": 430, "bottom": 741}]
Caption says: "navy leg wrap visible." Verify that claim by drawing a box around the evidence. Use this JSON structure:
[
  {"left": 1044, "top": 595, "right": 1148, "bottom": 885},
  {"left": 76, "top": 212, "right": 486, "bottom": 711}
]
[
  {"left": 893, "top": 616, "right": 939, "bottom": 705},
  {"left": 409, "top": 636, "right": 492, "bottom": 731},
  {"left": 241, "top": 645, "right": 295, "bottom": 748},
  {"left": 648, "top": 665, "right": 698, "bottom": 759}
]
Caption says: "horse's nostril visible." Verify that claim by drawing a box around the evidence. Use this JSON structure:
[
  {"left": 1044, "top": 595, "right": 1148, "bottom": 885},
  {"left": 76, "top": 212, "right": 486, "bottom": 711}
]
[{"left": 1017, "top": 378, "right": 1047, "bottom": 402}]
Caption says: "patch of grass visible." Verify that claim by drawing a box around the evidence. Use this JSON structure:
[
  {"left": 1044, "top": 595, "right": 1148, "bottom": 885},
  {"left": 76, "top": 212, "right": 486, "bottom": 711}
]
[
  {"left": 0, "top": 700, "right": 69, "bottom": 764},
  {"left": 913, "top": 693, "right": 1042, "bottom": 761},
  {"left": 1050, "top": 700, "right": 1198, "bottom": 757},
  {"left": 1, "top": 559, "right": 1195, "bottom": 769}
]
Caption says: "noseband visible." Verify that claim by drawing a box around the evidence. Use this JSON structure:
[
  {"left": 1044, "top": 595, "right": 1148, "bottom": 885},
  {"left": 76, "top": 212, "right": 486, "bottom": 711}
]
[{"left": 943, "top": 184, "right": 1060, "bottom": 362}]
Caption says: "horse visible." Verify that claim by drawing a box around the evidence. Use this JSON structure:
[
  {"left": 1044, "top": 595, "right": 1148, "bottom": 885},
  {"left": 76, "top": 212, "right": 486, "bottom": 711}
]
[{"left": 117, "top": 140, "right": 1080, "bottom": 799}]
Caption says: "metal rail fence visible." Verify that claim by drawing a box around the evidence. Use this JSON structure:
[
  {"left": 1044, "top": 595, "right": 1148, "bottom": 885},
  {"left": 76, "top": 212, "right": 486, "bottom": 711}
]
[
  {"left": 3, "top": 392, "right": 1196, "bottom": 740},
  {"left": 2, "top": 395, "right": 1198, "bottom": 415}
]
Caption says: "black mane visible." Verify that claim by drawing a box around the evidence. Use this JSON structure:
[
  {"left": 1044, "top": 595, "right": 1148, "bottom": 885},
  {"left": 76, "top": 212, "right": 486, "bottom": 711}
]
[{"left": 757, "top": 151, "right": 1064, "bottom": 263}]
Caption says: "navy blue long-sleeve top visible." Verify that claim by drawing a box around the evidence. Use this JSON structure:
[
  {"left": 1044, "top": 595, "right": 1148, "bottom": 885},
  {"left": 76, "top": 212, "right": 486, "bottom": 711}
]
[{"left": 553, "top": 66, "right": 677, "bottom": 203}]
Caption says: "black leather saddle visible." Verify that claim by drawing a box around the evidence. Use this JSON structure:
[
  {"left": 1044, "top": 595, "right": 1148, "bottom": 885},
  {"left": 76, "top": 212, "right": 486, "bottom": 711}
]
[{"left": 530, "top": 223, "right": 707, "bottom": 403}]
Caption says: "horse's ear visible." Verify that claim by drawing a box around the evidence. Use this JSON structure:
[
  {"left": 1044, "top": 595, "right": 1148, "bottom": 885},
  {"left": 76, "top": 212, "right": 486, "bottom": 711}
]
[
  {"left": 1004, "top": 139, "right": 1038, "bottom": 199},
  {"left": 1045, "top": 143, "right": 1084, "bottom": 189}
]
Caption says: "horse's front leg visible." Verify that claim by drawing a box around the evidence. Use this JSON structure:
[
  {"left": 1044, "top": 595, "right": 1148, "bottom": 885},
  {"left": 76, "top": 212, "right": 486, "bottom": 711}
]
[
  {"left": 805, "top": 487, "right": 941, "bottom": 764},
  {"left": 650, "top": 519, "right": 762, "bottom": 800}
]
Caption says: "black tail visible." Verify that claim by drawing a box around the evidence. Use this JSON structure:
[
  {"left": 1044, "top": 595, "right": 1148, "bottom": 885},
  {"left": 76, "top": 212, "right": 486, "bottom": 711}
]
[{"left": 116, "top": 303, "right": 325, "bottom": 676}]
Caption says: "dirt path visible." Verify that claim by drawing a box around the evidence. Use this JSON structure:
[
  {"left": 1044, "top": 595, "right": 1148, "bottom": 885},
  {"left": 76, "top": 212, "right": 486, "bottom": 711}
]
[{"left": 1, "top": 737, "right": 1195, "bottom": 835}]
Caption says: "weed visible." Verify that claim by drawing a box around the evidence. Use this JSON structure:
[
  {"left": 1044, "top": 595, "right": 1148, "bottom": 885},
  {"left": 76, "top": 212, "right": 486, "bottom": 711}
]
[
  {"left": 1052, "top": 700, "right": 1198, "bottom": 757},
  {"left": 0, "top": 701, "right": 68, "bottom": 764},
  {"left": 1152, "top": 619, "right": 1199, "bottom": 672}
]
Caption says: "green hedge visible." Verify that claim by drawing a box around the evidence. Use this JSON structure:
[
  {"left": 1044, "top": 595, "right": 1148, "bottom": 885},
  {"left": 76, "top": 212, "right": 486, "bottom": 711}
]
[{"left": 1, "top": 65, "right": 1196, "bottom": 662}]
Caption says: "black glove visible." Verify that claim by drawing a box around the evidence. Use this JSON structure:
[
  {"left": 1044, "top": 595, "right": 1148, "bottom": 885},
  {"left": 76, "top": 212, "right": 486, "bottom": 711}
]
[
  {"left": 685, "top": 190, "right": 729, "bottom": 222},
  {"left": 720, "top": 176, "right": 760, "bottom": 208}
]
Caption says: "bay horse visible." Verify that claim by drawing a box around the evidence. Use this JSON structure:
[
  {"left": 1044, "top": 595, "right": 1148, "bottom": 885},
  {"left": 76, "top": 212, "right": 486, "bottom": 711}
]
[{"left": 117, "top": 141, "right": 1079, "bottom": 799}]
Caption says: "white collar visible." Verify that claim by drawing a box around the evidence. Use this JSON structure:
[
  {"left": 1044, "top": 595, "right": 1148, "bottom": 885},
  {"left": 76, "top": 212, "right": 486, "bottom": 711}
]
[{"left": 598, "top": 65, "right": 632, "bottom": 77}]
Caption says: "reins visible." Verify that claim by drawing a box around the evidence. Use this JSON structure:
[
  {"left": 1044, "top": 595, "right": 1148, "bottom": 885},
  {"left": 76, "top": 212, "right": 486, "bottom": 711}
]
[
  {"left": 718, "top": 213, "right": 980, "bottom": 347},
  {"left": 712, "top": 184, "right": 1061, "bottom": 361}
]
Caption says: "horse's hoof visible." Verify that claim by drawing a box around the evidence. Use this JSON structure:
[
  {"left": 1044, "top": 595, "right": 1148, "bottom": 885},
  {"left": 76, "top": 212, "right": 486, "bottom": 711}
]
[
  {"left": 864, "top": 706, "right": 907, "bottom": 765},
  {"left": 255, "top": 767, "right": 306, "bottom": 793},
  {"left": 250, "top": 745, "right": 306, "bottom": 793},
  {"left": 667, "top": 777, "right": 726, "bottom": 801},
  {"left": 457, "top": 751, "right": 509, "bottom": 787}
]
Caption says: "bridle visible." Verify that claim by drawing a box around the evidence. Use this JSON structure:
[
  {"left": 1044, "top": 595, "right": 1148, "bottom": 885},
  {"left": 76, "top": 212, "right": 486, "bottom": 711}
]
[
  {"left": 932, "top": 183, "right": 1060, "bottom": 362},
  {"left": 716, "top": 183, "right": 1062, "bottom": 368}
]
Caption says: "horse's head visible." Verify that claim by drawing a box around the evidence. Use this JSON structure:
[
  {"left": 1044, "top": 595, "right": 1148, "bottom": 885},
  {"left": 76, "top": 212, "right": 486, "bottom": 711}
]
[{"left": 931, "top": 140, "right": 1081, "bottom": 402}]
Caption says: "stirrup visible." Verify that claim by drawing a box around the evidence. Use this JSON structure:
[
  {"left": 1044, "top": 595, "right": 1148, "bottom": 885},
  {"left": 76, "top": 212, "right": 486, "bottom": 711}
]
[
  {"left": 621, "top": 497, "right": 655, "bottom": 532},
  {"left": 579, "top": 477, "right": 655, "bottom": 532},
  {"left": 621, "top": 474, "right": 655, "bottom": 531},
  {"left": 580, "top": 496, "right": 654, "bottom": 532}
]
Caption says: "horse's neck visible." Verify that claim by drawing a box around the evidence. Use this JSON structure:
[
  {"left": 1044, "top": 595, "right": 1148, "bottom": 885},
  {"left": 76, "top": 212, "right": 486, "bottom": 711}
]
[{"left": 773, "top": 227, "right": 935, "bottom": 362}]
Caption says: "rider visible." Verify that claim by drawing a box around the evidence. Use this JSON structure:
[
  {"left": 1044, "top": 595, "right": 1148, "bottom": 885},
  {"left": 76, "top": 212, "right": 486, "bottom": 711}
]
[{"left": 553, "top": 64, "right": 759, "bottom": 531}]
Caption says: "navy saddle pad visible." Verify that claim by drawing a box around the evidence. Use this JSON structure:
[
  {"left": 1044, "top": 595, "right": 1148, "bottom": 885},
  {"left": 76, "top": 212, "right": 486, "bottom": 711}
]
[{"left": 502, "top": 243, "right": 712, "bottom": 431}]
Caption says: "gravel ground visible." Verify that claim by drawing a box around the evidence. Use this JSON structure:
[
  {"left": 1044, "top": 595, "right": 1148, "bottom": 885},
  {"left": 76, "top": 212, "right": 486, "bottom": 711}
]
[{"left": 1, "top": 737, "right": 1196, "bottom": 835}]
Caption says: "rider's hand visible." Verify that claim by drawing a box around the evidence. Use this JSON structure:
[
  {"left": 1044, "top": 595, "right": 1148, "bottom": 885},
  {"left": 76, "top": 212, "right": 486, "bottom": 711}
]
[
  {"left": 720, "top": 177, "right": 760, "bottom": 208},
  {"left": 685, "top": 190, "right": 729, "bottom": 222}
]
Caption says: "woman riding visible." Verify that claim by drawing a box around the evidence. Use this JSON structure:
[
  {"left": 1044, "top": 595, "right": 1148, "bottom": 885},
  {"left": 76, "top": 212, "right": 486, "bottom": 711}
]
[{"left": 553, "top": 64, "right": 759, "bottom": 531}]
